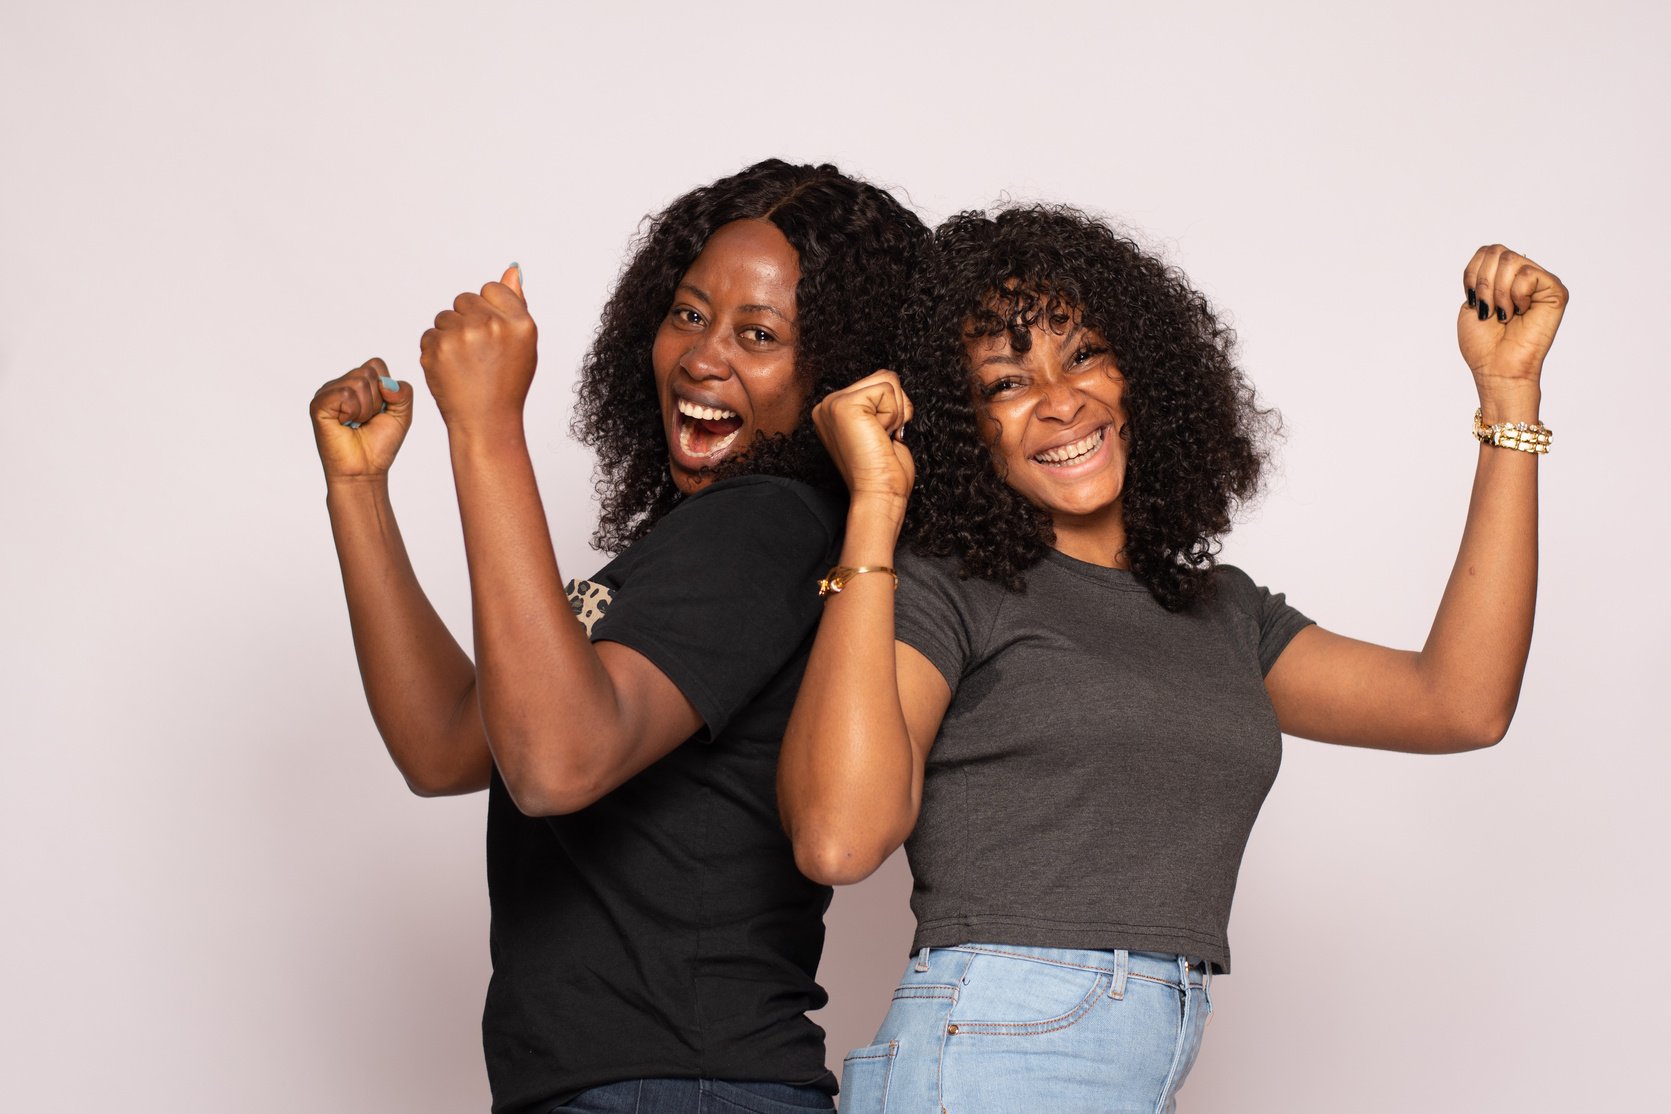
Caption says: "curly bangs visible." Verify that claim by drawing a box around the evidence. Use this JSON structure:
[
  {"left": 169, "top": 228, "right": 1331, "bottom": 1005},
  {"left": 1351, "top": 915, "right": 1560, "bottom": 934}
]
[
  {"left": 901, "top": 205, "right": 1274, "bottom": 611},
  {"left": 572, "top": 159, "right": 926, "bottom": 554}
]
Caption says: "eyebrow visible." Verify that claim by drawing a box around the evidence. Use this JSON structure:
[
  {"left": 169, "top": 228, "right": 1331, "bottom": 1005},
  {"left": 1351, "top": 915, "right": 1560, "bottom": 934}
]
[{"left": 674, "top": 283, "right": 794, "bottom": 325}]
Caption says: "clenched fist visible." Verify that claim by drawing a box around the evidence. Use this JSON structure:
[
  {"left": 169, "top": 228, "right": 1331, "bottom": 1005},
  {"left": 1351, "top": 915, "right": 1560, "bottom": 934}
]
[
  {"left": 420, "top": 264, "right": 537, "bottom": 433},
  {"left": 1458, "top": 245, "right": 1567, "bottom": 390},
  {"left": 310, "top": 357, "right": 412, "bottom": 481}
]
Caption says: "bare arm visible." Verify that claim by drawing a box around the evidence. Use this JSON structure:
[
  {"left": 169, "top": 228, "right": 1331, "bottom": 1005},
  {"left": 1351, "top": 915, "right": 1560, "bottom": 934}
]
[
  {"left": 1267, "top": 245, "right": 1567, "bottom": 753},
  {"left": 421, "top": 268, "right": 701, "bottom": 817},
  {"left": 779, "top": 373, "right": 951, "bottom": 885},
  {"left": 311, "top": 359, "right": 490, "bottom": 796}
]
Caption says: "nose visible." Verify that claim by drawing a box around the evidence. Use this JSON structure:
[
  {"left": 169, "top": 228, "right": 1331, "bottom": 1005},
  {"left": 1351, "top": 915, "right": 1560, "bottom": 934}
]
[
  {"left": 1033, "top": 374, "right": 1085, "bottom": 423},
  {"left": 680, "top": 330, "right": 733, "bottom": 382}
]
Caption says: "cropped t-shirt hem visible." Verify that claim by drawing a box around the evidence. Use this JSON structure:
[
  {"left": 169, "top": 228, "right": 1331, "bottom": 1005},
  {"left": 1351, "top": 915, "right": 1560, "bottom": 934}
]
[{"left": 913, "top": 914, "right": 1232, "bottom": 974}]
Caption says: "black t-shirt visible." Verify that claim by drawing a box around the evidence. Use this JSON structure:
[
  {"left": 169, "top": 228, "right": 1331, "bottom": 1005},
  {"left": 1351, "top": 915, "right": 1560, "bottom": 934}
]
[{"left": 482, "top": 476, "right": 845, "bottom": 1114}]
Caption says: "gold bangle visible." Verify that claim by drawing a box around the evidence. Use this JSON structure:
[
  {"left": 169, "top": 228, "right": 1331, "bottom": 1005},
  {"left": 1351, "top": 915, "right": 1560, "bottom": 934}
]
[
  {"left": 818, "top": 565, "right": 898, "bottom": 598},
  {"left": 1472, "top": 408, "right": 1552, "bottom": 454}
]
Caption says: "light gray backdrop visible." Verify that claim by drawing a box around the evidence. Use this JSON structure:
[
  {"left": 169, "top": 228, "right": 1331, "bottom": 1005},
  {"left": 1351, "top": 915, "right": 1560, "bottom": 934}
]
[{"left": 3, "top": 1, "right": 1666, "bottom": 1110}]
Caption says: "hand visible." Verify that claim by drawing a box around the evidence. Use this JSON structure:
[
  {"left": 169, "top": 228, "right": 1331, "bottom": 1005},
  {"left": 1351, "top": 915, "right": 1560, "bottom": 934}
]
[
  {"left": 812, "top": 370, "right": 916, "bottom": 507},
  {"left": 420, "top": 264, "right": 537, "bottom": 433},
  {"left": 309, "top": 357, "right": 412, "bottom": 481},
  {"left": 1458, "top": 245, "right": 1568, "bottom": 396}
]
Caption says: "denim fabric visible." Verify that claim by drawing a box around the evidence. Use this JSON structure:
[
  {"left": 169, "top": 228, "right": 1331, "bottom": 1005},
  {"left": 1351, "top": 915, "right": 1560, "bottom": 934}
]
[
  {"left": 840, "top": 945, "right": 1211, "bottom": 1114},
  {"left": 550, "top": 1077, "right": 834, "bottom": 1113}
]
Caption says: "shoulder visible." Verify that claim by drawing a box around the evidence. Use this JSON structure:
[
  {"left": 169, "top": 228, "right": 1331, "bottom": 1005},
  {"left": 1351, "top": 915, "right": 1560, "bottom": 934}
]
[{"left": 673, "top": 476, "right": 845, "bottom": 542}]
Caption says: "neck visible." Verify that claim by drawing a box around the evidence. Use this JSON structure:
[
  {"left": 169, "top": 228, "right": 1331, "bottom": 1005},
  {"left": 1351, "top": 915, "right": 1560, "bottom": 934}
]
[{"left": 1049, "top": 505, "right": 1127, "bottom": 568}]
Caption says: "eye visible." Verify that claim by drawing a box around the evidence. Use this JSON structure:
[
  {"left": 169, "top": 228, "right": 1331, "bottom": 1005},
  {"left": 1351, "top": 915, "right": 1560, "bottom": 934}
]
[
  {"left": 1070, "top": 344, "right": 1108, "bottom": 367},
  {"left": 978, "top": 376, "right": 1024, "bottom": 400},
  {"left": 741, "top": 326, "right": 777, "bottom": 346},
  {"left": 670, "top": 306, "right": 705, "bottom": 328}
]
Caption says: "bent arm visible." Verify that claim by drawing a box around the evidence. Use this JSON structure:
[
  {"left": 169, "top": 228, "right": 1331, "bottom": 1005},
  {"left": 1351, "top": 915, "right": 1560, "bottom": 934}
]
[
  {"left": 779, "top": 496, "right": 950, "bottom": 885},
  {"left": 325, "top": 477, "right": 492, "bottom": 795},
  {"left": 1267, "top": 396, "right": 1539, "bottom": 753},
  {"left": 1267, "top": 246, "right": 1562, "bottom": 754},
  {"left": 447, "top": 425, "right": 701, "bottom": 816}
]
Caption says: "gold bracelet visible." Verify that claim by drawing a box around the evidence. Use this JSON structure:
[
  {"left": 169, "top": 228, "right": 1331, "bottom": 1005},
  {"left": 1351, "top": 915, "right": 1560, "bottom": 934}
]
[
  {"left": 818, "top": 565, "right": 898, "bottom": 598},
  {"left": 1472, "top": 408, "right": 1552, "bottom": 454}
]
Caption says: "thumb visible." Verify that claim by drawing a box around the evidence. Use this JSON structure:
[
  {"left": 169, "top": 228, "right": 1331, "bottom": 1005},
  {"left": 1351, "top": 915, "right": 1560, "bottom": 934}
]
[
  {"left": 378, "top": 375, "right": 413, "bottom": 418},
  {"left": 502, "top": 262, "right": 525, "bottom": 301}
]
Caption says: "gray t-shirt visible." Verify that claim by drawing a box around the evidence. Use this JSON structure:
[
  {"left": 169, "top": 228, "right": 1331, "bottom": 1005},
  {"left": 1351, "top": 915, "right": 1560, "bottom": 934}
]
[{"left": 895, "top": 548, "right": 1312, "bottom": 972}]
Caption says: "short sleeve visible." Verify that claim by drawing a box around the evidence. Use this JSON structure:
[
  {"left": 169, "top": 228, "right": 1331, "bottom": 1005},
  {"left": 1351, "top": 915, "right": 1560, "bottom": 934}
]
[
  {"left": 1253, "top": 585, "right": 1312, "bottom": 674},
  {"left": 892, "top": 550, "right": 991, "bottom": 696},
  {"left": 591, "top": 478, "right": 841, "bottom": 740},
  {"left": 1216, "top": 566, "right": 1314, "bottom": 675}
]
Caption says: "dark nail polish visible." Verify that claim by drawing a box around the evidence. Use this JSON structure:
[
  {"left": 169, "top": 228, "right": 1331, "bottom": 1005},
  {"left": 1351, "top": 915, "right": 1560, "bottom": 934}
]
[
  {"left": 1477, "top": 302, "right": 1490, "bottom": 321},
  {"left": 1467, "top": 288, "right": 1477, "bottom": 308},
  {"left": 1496, "top": 306, "right": 1507, "bottom": 323}
]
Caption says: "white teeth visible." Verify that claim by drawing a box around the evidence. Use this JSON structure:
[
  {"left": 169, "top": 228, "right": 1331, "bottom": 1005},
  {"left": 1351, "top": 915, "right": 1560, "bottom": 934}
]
[
  {"left": 676, "top": 399, "right": 740, "bottom": 422},
  {"left": 677, "top": 420, "right": 743, "bottom": 459},
  {"left": 1033, "top": 428, "right": 1105, "bottom": 465}
]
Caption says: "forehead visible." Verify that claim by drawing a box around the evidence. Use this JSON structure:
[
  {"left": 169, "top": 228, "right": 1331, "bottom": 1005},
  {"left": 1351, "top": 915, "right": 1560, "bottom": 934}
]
[
  {"left": 680, "top": 219, "right": 801, "bottom": 304},
  {"left": 964, "top": 316, "right": 1094, "bottom": 366}
]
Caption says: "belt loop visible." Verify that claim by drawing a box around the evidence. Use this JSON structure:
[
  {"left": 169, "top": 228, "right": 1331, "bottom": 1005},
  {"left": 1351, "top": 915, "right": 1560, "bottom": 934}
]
[
  {"left": 913, "top": 946, "right": 931, "bottom": 973},
  {"left": 1177, "top": 955, "right": 1190, "bottom": 989},
  {"left": 1201, "top": 960, "right": 1212, "bottom": 995},
  {"left": 1109, "top": 949, "right": 1129, "bottom": 1000}
]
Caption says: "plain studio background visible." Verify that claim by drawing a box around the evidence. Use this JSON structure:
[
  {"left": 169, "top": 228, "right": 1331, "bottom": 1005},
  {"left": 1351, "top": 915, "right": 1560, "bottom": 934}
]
[{"left": 2, "top": 2, "right": 1666, "bottom": 1110}]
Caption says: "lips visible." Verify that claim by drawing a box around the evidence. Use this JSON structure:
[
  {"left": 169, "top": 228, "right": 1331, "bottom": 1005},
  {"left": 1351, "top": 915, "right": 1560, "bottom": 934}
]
[{"left": 1031, "top": 426, "right": 1106, "bottom": 468}]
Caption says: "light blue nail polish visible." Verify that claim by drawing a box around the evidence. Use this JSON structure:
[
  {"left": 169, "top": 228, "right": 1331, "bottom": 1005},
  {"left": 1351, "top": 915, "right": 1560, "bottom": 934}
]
[
  {"left": 344, "top": 420, "right": 362, "bottom": 429},
  {"left": 380, "top": 376, "right": 399, "bottom": 391}
]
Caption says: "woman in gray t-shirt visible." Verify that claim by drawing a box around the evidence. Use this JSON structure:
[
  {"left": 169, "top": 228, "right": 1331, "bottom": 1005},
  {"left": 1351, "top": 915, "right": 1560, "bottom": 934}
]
[{"left": 779, "top": 206, "right": 1565, "bottom": 1112}]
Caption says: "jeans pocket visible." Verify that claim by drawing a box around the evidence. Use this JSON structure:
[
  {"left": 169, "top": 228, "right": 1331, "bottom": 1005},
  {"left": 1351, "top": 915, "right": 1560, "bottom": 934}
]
[
  {"left": 951, "top": 952, "right": 1108, "bottom": 1034},
  {"left": 839, "top": 1040, "right": 898, "bottom": 1114}
]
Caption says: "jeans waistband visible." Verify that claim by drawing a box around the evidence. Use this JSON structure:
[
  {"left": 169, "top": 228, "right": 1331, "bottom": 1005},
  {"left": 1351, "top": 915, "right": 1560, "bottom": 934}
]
[{"left": 942, "top": 943, "right": 1210, "bottom": 992}]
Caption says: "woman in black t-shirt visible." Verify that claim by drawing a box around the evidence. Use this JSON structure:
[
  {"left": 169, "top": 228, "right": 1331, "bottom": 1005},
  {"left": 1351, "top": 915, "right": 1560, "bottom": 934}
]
[
  {"left": 307, "top": 161, "right": 924, "bottom": 1114},
  {"left": 780, "top": 206, "right": 1565, "bottom": 1111}
]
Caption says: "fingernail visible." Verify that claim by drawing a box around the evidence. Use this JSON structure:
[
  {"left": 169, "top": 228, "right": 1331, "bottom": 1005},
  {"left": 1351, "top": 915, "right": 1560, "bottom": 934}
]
[
  {"left": 344, "top": 420, "right": 362, "bottom": 429},
  {"left": 511, "top": 261, "right": 523, "bottom": 281},
  {"left": 1476, "top": 302, "right": 1490, "bottom": 321},
  {"left": 380, "top": 376, "right": 399, "bottom": 392},
  {"left": 1467, "top": 288, "right": 1477, "bottom": 308},
  {"left": 1496, "top": 306, "right": 1507, "bottom": 323}
]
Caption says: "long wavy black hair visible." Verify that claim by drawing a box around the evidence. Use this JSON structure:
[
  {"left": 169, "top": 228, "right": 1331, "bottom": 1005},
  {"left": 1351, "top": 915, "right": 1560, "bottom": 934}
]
[
  {"left": 572, "top": 159, "right": 926, "bottom": 554},
  {"left": 901, "top": 205, "right": 1274, "bottom": 611}
]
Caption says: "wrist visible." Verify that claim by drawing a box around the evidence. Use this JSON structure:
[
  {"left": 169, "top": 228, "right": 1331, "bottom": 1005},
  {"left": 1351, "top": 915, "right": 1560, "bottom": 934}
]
[
  {"left": 843, "top": 496, "right": 907, "bottom": 564},
  {"left": 446, "top": 416, "right": 529, "bottom": 459},
  {"left": 1473, "top": 378, "right": 1542, "bottom": 424},
  {"left": 325, "top": 473, "right": 391, "bottom": 501}
]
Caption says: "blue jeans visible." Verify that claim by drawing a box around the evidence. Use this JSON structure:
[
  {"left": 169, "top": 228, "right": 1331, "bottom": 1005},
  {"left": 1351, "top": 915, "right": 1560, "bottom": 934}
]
[
  {"left": 840, "top": 945, "right": 1212, "bottom": 1114},
  {"left": 551, "top": 1078, "right": 834, "bottom": 1113}
]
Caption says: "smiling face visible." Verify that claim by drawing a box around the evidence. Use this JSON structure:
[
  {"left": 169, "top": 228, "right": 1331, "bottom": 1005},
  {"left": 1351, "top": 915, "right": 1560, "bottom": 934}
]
[
  {"left": 967, "top": 313, "right": 1130, "bottom": 564},
  {"left": 651, "top": 219, "right": 805, "bottom": 495}
]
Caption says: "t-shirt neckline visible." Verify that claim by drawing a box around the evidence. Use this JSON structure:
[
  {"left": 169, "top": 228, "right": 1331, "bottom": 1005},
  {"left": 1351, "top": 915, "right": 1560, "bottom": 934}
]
[{"left": 1041, "top": 548, "right": 1149, "bottom": 593}]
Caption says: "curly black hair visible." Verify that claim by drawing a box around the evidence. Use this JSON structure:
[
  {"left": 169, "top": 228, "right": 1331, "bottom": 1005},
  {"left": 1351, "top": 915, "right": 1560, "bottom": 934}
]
[
  {"left": 901, "top": 205, "right": 1274, "bottom": 611},
  {"left": 571, "top": 159, "right": 926, "bottom": 554}
]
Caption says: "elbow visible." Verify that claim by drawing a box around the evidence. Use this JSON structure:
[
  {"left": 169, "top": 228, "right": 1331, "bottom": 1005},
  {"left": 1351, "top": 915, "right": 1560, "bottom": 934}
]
[
  {"left": 498, "top": 752, "right": 610, "bottom": 817},
  {"left": 791, "top": 830, "right": 890, "bottom": 887},
  {"left": 1427, "top": 702, "right": 1516, "bottom": 754}
]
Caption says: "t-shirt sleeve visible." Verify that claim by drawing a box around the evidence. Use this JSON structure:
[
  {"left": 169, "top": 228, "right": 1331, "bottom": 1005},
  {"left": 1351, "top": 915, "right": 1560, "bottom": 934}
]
[
  {"left": 590, "top": 479, "right": 839, "bottom": 740},
  {"left": 892, "top": 551, "right": 986, "bottom": 696},
  {"left": 1233, "top": 568, "right": 1314, "bottom": 675}
]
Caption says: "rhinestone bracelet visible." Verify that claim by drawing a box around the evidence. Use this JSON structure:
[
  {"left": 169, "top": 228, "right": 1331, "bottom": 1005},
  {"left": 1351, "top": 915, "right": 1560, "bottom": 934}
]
[{"left": 1472, "top": 408, "right": 1552, "bottom": 454}]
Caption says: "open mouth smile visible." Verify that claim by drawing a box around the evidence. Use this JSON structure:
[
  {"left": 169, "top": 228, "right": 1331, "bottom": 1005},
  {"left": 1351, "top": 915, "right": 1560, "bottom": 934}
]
[
  {"left": 675, "top": 398, "right": 746, "bottom": 460},
  {"left": 1031, "top": 426, "right": 1107, "bottom": 469}
]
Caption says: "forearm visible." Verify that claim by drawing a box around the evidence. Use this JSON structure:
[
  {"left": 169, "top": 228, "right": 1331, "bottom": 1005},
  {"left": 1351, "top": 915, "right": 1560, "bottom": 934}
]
[
  {"left": 325, "top": 479, "right": 490, "bottom": 794},
  {"left": 1415, "top": 382, "right": 1541, "bottom": 741},
  {"left": 780, "top": 498, "right": 921, "bottom": 884},
  {"left": 446, "top": 422, "right": 622, "bottom": 809}
]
